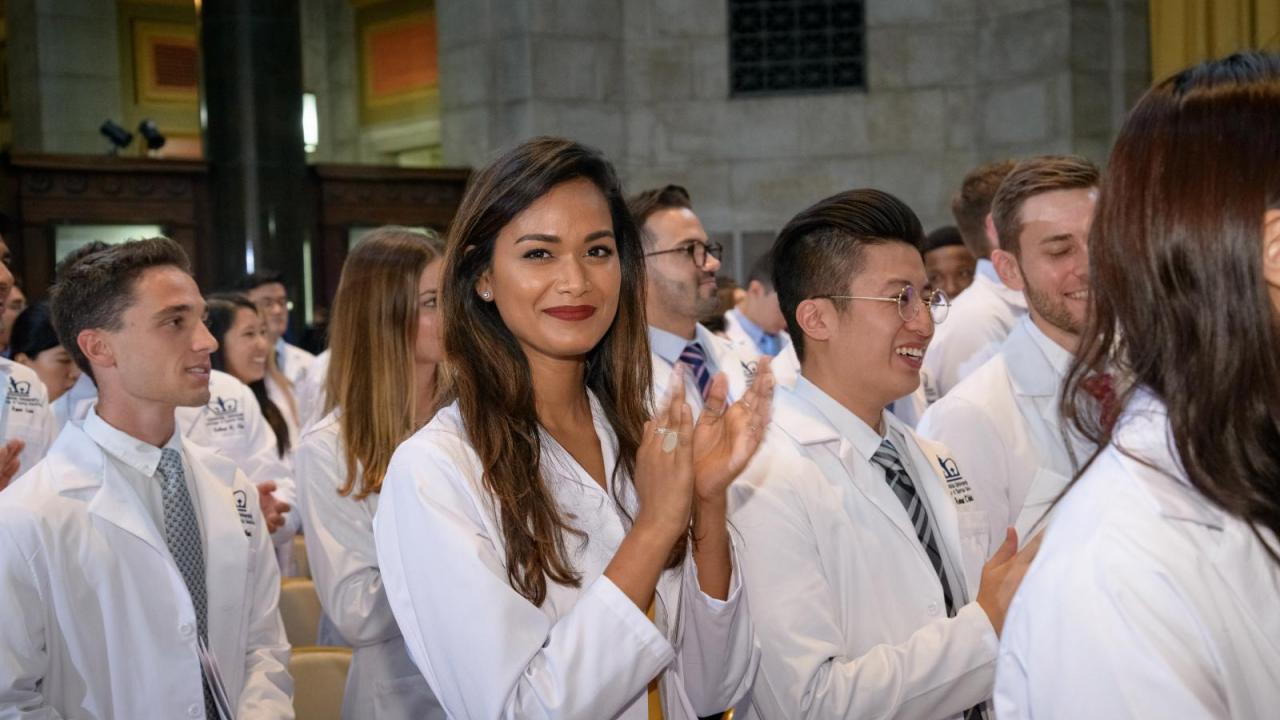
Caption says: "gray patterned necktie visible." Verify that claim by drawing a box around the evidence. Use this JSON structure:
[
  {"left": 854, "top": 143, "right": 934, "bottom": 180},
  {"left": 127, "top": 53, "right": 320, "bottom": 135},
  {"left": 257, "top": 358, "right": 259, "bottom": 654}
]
[{"left": 158, "top": 448, "right": 219, "bottom": 718}]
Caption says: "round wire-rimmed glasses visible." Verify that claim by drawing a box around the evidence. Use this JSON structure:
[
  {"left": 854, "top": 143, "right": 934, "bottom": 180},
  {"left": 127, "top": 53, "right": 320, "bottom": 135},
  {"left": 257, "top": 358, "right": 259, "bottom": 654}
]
[{"left": 816, "top": 285, "right": 950, "bottom": 324}]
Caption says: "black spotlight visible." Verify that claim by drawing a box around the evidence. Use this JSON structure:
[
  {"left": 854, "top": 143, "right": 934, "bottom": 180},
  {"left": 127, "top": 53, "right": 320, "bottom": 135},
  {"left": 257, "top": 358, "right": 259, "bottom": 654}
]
[
  {"left": 99, "top": 120, "right": 133, "bottom": 155},
  {"left": 138, "top": 119, "right": 166, "bottom": 153}
]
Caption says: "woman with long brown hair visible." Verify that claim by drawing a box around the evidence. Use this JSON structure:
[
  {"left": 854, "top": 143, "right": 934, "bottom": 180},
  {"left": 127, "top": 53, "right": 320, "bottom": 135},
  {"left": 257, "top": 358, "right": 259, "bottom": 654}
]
[
  {"left": 994, "top": 52, "right": 1280, "bottom": 717},
  {"left": 374, "top": 137, "right": 772, "bottom": 718},
  {"left": 295, "top": 227, "right": 447, "bottom": 719}
]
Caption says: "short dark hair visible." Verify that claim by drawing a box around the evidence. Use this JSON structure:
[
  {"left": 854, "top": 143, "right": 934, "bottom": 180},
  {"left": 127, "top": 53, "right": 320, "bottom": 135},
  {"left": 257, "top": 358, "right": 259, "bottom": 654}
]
[
  {"left": 49, "top": 237, "right": 192, "bottom": 380},
  {"left": 951, "top": 160, "right": 1016, "bottom": 257},
  {"left": 921, "top": 225, "right": 965, "bottom": 255},
  {"left": 746, "top": 251, "right": 775, "bottom": 290},
  {"left": 772, "top": 189, "right": 924, "bottom": 361},
  {"left": 991, "top": 155, "right": 1099, "bottom": 255},
  {"left": 56, "top": 241, "right": 112, "bottom": 279},
  {"left": 233, "top": 269, "right": 287, "bottom": 292},
  {"left": 9, "top": 302, "right": 60, "bottom": 360},
  {"left": 627, "top": 184, "right": 692, "bottom": 247}
]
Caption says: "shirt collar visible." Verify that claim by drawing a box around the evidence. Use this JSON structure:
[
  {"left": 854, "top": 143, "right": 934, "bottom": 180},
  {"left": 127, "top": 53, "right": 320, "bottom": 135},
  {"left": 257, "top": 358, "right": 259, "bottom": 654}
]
[
  {"left": 274, "top": 338, "right": 288, "bottom": 371},
  {"left": 792, "top": 376, "right": 887, "bottom": 461},
  {"left": 648, "top": 323, "right": 721, "bottom": 368},
  {"left": 83, "top": 406, "right": 183, "bottom": 478},
  {"left": 733, "top": 310, "right": 777, "bottom": 349},
  {"left": 975, "top": 258, "right": 999, "bottom": 283},
  {"left": 1022, "top": 314, "right": 1074, "bottom": 379}
]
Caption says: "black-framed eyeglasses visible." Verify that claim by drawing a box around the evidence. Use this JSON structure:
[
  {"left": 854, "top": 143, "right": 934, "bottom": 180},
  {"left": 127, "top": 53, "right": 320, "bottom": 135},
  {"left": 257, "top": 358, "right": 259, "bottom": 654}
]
[
  {"left": 816, "top": 286, "right": 950, "bottom": 324},
  {"left": 644, "top": 241, "right": 724, "bottom": 269}
]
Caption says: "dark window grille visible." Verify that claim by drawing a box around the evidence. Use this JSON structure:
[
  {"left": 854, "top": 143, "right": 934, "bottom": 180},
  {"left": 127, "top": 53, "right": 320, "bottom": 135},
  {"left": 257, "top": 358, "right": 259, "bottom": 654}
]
[{"left": 729, "top": 0, "right": 865, "bottom": 96}]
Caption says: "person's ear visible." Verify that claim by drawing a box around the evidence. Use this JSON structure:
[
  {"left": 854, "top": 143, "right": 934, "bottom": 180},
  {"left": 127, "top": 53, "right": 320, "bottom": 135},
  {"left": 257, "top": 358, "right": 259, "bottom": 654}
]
[
  {"left": 983, "top": 212, "right": 999, "bottom": 258},
  {"left": 1264, "top": 209, "right": 1280, "bottom": 290},
  {"left": 992, "top": 248, "right": 1024, "bottom": 292},
  {"left": 475, "top": 272, "right": 494, "bottom": 302},
  {"left": 795, "top": 298, "right": 834, "bottom": 346},
  {"left": 77, "top": 329, "right": 116, "bottom": 372}
]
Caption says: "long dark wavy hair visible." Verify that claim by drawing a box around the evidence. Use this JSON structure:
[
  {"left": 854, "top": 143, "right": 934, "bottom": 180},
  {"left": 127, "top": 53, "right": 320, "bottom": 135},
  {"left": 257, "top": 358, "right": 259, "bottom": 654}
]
[
  {"left": 1061, "top": 52, "right": 1280, "bottom": 557},
  {"left": 439, "top": 137, "right": 673, "bottom": 605},
  {"left": 206, "top": 293, "right": 292, "bottom": 458}
]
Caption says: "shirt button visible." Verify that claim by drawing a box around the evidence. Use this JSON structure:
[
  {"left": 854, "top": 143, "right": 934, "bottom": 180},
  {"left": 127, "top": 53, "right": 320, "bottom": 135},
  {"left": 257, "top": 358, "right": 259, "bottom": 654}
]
[
  {"left": 187, "top": 703, "right": 202, "bottom": 717},
  {"left": 179, "top": 623, "right": 195, "bottom": 637},
  {"left": 927, "top": 602, "right": 940, "bottom": 616}
]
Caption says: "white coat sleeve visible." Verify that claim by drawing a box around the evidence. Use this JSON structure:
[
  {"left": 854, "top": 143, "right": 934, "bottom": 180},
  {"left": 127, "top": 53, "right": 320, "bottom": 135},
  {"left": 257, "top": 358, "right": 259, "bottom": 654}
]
[
  {"left": 995, "top": 531, "right": 1226, "bottom": 719},
  {"left": 671, "top": 539, "right": 760, "bottom": 715},
  {"left": 295, "top": 427, "right": 398, "bottom": 647},
  {"left": 0, "top": 504, "right": 64, "bottom": 718},
  {"left": 730, "top": 450, "right": 998, "bottom": 720},
  {"left": 235, "top": 469, "right": 295, "bottom": 718},
  {"left": 373, "top": 435, "right": 677, "bottom": 719},
  {"left": 917, "top": 398, "right": 1010, "bottom": 561}
]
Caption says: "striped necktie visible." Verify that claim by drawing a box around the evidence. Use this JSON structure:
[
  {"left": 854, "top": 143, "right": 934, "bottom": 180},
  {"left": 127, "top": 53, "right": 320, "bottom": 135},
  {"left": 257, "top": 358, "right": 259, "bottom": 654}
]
[
  {"left": 679, "top": 342, "right": 713, "bottom": 400},
  {"left": 868, "top": 439, "right": 956, "bottom": 616},
  {"left": 158, "top": 448, "right": 219, "bottom": 719}
]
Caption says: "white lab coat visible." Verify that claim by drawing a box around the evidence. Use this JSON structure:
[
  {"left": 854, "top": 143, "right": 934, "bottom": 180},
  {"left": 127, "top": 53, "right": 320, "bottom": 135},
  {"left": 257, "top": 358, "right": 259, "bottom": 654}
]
[
  {"left": 293, "top": 349, "right": 330, "bottom": 432},
  {"left": 295, "top": 412, "right": 444, "bottom": 720},
  {"left": 0, "top": 358, "right": 57, "bottom": 479},
  {"left": 0, "top": 422, "right": 293, "bottom": 719},
  {"left": 651, "top": 323, "right": 756, "bottom": 417},
  {"left": 722, "top": 309, "right": 792, "bottom": 361},
  {"left": 55, "top": 371, "right": 302, "bottom": 571},
  {"left": 374, "top": 396, "right": 760, "bottom": 719},
  {"left": 995, "top": 390, "right": 1280, "bottom": 718},
  {"left": 276, "top": 340, "right": 317, "bottom": 425},
  {"left": 918, "top": 316, "right": 1086, "bottom": 580},
  {"left": 729, "top": 382, "right": 997, "bottom": 719},
  {"left": 921, "top": 261, "right": 1027, "bottom": 401}
]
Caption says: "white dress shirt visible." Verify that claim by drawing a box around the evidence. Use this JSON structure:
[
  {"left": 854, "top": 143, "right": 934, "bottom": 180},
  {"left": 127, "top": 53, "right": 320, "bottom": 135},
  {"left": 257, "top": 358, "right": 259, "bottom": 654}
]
[
  {"left": 374, "top": 395, "right": 759, "bottom": 719},
  {"left": 995, "top": 390, "right": 1280, "bottom": 718},
  {"left": 295, "top": 411, "right": 444, "bottom": 719},
  {"left": 649, "top": 323, "right": 756, "bottom": 416}
]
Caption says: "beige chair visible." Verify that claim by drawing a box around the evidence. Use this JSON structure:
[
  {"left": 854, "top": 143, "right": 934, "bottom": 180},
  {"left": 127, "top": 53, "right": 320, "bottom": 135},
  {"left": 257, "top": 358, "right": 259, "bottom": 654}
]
[
  {"left": 290, "top": 646, "right": 351, "bottom": 720},
  {"left": 293, "top": 534, "right": 310, "bottom": 579},
  {"left": 279, "top": 577, "right": 322, "bottom": 647}
]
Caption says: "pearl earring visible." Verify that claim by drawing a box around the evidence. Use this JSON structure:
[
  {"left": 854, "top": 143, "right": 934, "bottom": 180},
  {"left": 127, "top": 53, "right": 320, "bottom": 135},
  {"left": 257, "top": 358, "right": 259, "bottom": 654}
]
[{"left": 481, "top": 290, "right": 492, "bottom": 300}]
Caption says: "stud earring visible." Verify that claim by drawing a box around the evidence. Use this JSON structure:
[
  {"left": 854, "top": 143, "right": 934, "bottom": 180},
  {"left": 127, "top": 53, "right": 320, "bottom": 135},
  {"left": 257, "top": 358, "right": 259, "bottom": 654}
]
[{"left": 480, "top": 290, "right": 493, "bottom": 300}]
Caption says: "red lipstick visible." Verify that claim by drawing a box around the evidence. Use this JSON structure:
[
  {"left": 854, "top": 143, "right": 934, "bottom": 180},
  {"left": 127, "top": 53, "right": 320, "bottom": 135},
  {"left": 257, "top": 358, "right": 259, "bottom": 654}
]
[{"left": 543, "top": 305, "right": 597, "bottom": 321}]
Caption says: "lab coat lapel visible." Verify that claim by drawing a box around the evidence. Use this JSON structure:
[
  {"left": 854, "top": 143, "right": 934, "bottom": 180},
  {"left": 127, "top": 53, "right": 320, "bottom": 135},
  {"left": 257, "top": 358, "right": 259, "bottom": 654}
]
[
  {"left": 56, "top": 425, "right": 170, "bottom": 555},
  {"left": 187, "top": 440, "right": 250, "bottom": 665},
  {"left": 899, "top": 426, "right": 970, "bottom": 602}
]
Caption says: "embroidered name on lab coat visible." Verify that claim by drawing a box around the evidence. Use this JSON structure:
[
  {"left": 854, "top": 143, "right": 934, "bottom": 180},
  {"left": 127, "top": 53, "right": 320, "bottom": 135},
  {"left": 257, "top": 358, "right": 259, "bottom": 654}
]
[
  {"left": 938, "top": 456, "right": 974, "bottom": 505},
  {"left": 233, "top": 489, "right": 256, "bottom": 538},
  {"left": 5, "top": 378, "right": 44, "bottom": 416},
  {"left": 204, "top": 396, "right": 247, "bottom": 436}
]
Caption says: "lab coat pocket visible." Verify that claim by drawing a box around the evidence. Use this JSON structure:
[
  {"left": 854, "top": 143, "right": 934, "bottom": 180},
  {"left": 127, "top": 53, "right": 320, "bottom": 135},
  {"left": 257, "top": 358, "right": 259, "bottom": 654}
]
[
  {"left": 956, "top": 508, "right": 990, "bottom": 599},
  {"left": 373, "top": 671, "right": 443, "bottom": 719},
  {"left": 1016, "top": 468, "right": 1070, "bottom": 543}
]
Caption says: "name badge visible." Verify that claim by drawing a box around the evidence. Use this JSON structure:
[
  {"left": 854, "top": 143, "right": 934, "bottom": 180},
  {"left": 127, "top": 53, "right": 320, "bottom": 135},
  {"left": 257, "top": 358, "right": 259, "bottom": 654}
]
[{"left": 938, "top": 456, "right": 974, "bottom": 505}]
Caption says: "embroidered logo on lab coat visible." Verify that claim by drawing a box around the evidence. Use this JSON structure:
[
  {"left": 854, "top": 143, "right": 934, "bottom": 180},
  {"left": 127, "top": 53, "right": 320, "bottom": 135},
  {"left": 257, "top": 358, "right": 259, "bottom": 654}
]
[
  {"left": 204, "top": 396, "right": 246, "bottom": 436},
  {"left": 938, "top": 456, "right": 974, "bottom": 505},
  {"left": 5, "top": 377, "right": 44, "bottom": 416},
  {"left": 232, "top": 489, "right": 256, "bottom": 537}
]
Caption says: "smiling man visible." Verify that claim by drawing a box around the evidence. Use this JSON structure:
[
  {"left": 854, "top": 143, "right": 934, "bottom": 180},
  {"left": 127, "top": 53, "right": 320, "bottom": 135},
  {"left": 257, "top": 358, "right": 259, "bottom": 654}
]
[
  {"left": 0, "top": 238, "right": 292, "bottom": 718},
  {"left": 729, "top": 189, "right": 1039, "bottom": 719},
  {"left": 919, "top": 155, "right": 1099, "bottom": 580},
  {"left": 631, "top": 185, "right": 756, "bottom": 413}
]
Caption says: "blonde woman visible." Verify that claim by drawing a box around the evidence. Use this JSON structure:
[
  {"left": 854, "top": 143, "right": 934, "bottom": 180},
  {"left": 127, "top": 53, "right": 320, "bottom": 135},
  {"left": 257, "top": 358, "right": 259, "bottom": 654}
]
[{"left": 295, "top": 227, "right": 446, "bottom": 719}]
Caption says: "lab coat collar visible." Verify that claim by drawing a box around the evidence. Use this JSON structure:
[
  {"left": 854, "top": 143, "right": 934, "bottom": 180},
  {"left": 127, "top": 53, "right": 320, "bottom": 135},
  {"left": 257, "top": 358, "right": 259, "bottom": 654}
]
[
  {"left": 83, "top": 406, "right": 182, "bottom": 479},
  {"left": 790, "top": 376, "right": 886, "bottom": 461},
  {"left": 1004, "top": 315, "right": 1073, "bottom": 398},
  {"left": 1113, "top": 389, "right": 1225, "bottom": 530}
]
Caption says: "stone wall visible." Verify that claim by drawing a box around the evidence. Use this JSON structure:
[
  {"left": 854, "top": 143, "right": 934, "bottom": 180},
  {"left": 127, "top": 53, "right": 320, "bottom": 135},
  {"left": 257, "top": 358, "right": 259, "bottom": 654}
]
[{"left": 436, "top": 0, "right": 1149, "bottom": 278}]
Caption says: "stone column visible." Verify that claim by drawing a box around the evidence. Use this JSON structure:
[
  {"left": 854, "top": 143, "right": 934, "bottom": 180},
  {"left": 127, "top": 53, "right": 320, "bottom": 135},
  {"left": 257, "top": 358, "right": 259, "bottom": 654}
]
[{"left": 200, "top": 0, "right": 308, "bottom": 311}]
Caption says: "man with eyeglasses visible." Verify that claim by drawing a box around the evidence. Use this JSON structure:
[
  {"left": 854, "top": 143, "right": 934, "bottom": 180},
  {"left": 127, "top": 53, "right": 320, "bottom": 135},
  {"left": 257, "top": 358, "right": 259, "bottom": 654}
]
[
  {"left": 728, "top": 189, "right": 1039, "bottom": 720},
  {"left": 919, "top": 156, "right": 1099, "bottom": 582},
  {"left": 629, "top": 185, "right": 757, "bottom": 414}
]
